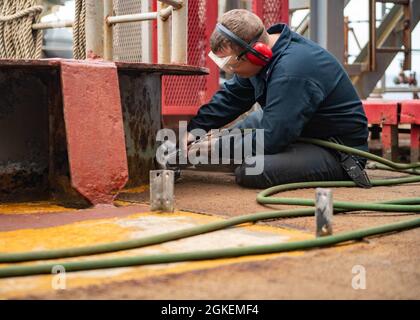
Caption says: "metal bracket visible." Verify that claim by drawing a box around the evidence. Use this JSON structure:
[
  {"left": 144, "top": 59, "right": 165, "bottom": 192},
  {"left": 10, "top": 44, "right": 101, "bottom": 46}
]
[
  {"left": 315, "top": 188, "right": 333, "bottom": 237},
  {"left": 150, "top": 170, "right": 175, "bottom": 212}
]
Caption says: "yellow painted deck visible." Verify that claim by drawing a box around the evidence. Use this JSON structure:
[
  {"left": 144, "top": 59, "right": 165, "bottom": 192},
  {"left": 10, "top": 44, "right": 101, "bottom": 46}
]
[{"left": 0, "top": 200, "right": 312, "bottom": 299}]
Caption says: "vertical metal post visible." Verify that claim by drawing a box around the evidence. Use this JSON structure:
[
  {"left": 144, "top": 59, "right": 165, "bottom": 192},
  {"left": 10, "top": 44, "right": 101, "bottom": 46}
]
[
  {"left": 141, "top": 0, "right": 153, "bottom": 63},
  {"left": 402, "top": 1, "right": 411, "bottom": 70},
  {"left": 315, "top": 188, "right": 333, "bottom": 237},
  {"left": 309, "top": 0, "right": 345, "bottom": 64},
  {"left": 85, "top": 0, "right": 104, "bottom": 58},
  {"left": 344, "top": 16, "right": 349, "bottom": 63},
  {"left": 158, "top": 2, "right": 171, "bottom": 63},
  {"left": 150, "top": 170, "right": 175, "bottom": 212},
  {"left": 379, "top": 2, "right": 386, "bottom": 95},
  {"left": 104, "top": 0, "right": 113, "bottom": 61},
  {"left": 368, "top": 0, "right": 377, "bottom": 71},
  {"left": 171, "top": 0, "right": 188, "bottom": 63}
]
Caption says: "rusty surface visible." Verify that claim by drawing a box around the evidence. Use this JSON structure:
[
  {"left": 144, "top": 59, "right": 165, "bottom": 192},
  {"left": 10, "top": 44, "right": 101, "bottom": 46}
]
[
  {"left": 0, "top": 68, "right": 50, "bottom": 201},
  {"left": 118, "top": 71, "right": 161, "bottom": 187},
  {"left": 362, "top": 100, "right": 400, "bottom": 160},
  {"left": 0, "top": 204, "right": 150, "bottom": 232},
  {"left": 60, "top": 60, "right": 129, "bottom": 205},
  {"left": 0, "top": 59, "right": 61, "bottom": 69},
  {"left": 46, "top": 68, "right": 87, "bottom": 205},
  {"left": 409, "top": 126, "right": 420, "bottom": 162},
  {"left": 0, "top": 59, "right": 208, "bottom": 76},
  {"left": 400, "top": 100, "right": 420, "bottom": 162},
  {"left": 115, "top": 61, "right": 208, "bottom": 76},
  {"left": 0, "top": 62, "right": 87, "bottom": 204},
  {"left": 362, "top": 100, "right": 399, "bottom": 124},
  {"left": 400, "top": 100, "right": 420, "bottom": 125},
  {"left": 0, "top": 58, "right": 207, "bottom": 204}
]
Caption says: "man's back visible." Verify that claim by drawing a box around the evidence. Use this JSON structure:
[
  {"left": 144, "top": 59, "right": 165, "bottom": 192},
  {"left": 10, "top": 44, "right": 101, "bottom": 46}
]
[
  {"left": 264, "top": 24, "right": 368, "bottom": 150},
  {"left": 186, "top": 10, "right": 370, "bottom": 188},
  {"left": 188, "top": 23, "right": 369, "bottom": 154}
]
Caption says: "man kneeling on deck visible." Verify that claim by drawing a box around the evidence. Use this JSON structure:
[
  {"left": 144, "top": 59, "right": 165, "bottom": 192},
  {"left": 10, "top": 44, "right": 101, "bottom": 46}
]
[{"left": 183, "top": 9, "right": 370, "bottom": 189}]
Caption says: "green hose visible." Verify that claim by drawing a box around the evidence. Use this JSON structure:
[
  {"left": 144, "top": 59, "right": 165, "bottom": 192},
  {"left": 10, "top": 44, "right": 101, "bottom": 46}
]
[
  {"left": 0, "top": 138, "right": 419, "bottom": 278},
  {"left": 1, "top": 217, "right": 419, "bottom": 279},
  {"left": 298, "top": 137, "right": 420, "bottom": 170},
  {"left": 0, "top": 178, "right": 419, "bottom": 263}
]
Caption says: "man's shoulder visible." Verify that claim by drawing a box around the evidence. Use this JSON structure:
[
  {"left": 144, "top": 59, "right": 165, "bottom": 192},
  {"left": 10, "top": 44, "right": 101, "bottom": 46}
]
[
  {"left": 266, "top": 62, "right": 324, "bottom": 93},
  {"left": 268, "top": 38, "right": 349, "bottom": 94}
]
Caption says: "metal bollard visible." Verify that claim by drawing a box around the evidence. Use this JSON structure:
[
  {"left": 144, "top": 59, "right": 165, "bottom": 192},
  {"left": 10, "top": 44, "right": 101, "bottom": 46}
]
[
  {"left": 315, "top": 188, "right": 333, "bottom": 237},
  {"left": 150, "top": 170, "right": 175, "bottom": 212}
]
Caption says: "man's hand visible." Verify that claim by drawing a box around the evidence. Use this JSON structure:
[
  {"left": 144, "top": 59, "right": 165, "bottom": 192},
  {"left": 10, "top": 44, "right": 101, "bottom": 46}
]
[
  {"left": 188, "top": 138, "right": 210, "bottom": 154},
  {"left": 181, "top": 130, "right": 222, "bottom": 163},
  {"left": 187, "top": 134, "right": 220, "bottom": 160},
  {"left": 180, "top": 131, "right": 196, "bottom": 157}
]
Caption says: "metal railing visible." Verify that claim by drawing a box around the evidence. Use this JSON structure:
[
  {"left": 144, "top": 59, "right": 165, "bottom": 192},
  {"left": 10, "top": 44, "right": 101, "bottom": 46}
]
[
  {"left": 31, "top": 0, "right": 188, "bottom": 64},
  {"left": 368, "top": 0, "right": 411, "bottom": 71}
]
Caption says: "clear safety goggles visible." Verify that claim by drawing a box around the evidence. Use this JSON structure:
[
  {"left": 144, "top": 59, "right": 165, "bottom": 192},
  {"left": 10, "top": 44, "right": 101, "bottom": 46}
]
[{"left": 208, "top": 51, "right": 245, "bottom": 72}]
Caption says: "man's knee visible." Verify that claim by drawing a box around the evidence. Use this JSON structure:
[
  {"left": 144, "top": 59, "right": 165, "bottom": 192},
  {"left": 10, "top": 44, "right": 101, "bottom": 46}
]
[
  {"left": 234, "top": 164, "right": 272, "bottom": 189},
  {"left": 234, "top": 152, "right": 290, "bottom": 188},
  {"left": 234, "top": 143, "right": 349, "bottom": 189}
]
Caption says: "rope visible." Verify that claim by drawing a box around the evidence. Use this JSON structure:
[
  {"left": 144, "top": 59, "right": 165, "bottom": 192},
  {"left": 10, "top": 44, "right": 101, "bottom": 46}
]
[
  {"left": 0, "top": 0, "right": 43, "bottom": 59},
  {"left": 73, "top": 0, "right": 85, "bottom": 59},
  {"left": 0, "top": 4, "right": 42, "bottom": 22}
]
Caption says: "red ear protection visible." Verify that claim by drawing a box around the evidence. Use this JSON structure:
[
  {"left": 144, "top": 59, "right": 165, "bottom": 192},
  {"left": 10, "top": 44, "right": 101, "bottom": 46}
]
[
  {"left": 246, "top": 42, "right": 273, "bottom": 66},
  {"left": 216, "top": 23, "right": 273, "bottom": 67}
]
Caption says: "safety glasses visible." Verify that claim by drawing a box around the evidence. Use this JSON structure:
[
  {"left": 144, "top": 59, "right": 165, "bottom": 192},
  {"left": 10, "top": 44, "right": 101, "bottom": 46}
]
[{"left": 208, "top": 51, "right": 246, "bottom": 72}]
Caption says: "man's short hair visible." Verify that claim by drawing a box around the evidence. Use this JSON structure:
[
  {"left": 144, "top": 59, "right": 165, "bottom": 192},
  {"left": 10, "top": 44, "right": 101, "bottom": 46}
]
[{"left": 210, "top": 9, "right": 268, "bottom": 54}]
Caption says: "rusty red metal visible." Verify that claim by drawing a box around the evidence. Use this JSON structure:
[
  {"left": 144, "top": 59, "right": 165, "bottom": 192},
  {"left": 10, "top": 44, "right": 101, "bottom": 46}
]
[
  {"left": 362, "top": 100, "right": 399, "bottom": 160},
  {"left": 0, "top": 58, "right": 207, "bottom": 205},
  {"left": 400, "top": 100, "right": 420, "bottom": 162},
  {"left": 362, "top": 100, "right": 399, "bottom": 124},
  {"left": 60, "top": 60, "right": 129, "bottom": 205},
  {"left": 400, "top": 100, "right": 420, "bottom": 124}
]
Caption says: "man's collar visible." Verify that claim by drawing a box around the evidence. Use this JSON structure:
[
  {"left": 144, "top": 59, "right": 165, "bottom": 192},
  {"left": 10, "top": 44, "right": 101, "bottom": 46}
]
[
  {"left": 267, "top": 23, "right": 292, "bottom": 57},
  {"left": 256, "top": 24, "right": 292, "bottom": 78}
]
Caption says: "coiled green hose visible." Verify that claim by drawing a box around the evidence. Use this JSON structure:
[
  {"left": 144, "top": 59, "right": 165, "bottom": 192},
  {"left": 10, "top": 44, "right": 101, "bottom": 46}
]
[{"left": 0, "top": 138, "right": 419, "bottom": 278}]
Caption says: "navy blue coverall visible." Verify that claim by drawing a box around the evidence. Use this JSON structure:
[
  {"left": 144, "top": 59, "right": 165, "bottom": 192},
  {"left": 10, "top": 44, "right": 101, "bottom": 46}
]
[{"left": 187, "top": 24, "right": 369, "bottom": 188}]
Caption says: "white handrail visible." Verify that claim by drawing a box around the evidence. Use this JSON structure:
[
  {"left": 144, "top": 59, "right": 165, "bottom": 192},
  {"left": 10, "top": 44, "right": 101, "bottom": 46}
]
[
  {"left": 32, "top": 20, "right": 73, "bottom": 30},
  {"left": 106, "top": 12, "right": 159, "bottom": 25},
  {"left": 32, "top": 0, "right": 188, "bottom": 63},
  {"left": 158, "top": 0, "right": 183, "bottom": 10}
]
